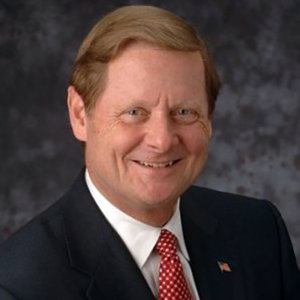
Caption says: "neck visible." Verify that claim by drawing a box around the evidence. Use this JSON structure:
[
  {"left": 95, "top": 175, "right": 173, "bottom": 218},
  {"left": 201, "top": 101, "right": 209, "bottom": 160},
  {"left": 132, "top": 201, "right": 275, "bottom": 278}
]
[{"left": 118, "top": 204, "right": 176, "bottom": 227}]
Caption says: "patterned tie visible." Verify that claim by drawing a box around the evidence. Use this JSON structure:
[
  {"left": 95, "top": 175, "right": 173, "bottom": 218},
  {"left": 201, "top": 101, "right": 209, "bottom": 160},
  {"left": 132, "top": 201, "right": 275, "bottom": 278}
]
[{"left": 155, "top": 229, "right": 193, "bottom": 300}]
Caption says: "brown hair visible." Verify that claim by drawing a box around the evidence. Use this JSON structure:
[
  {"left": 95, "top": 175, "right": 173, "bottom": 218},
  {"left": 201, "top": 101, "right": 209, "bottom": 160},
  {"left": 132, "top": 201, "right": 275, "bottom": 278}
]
[{"left": 69, "top": 5, "right": 221, "bottom": 115}]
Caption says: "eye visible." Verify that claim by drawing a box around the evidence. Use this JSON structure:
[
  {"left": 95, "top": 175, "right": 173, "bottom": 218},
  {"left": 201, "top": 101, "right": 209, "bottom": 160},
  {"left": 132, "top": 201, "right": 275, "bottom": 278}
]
[
  {"left": 120, "top": 107, "right": 148, "bottom": 124},
  {"left": 127, "top": 108, "right": 143, "bottom": 116},
  {"left": 177, "top": 109, "right": 192, "bottom": 115},
  {"left": 172, "top": 108, "right": 199, "bottom": 124}
]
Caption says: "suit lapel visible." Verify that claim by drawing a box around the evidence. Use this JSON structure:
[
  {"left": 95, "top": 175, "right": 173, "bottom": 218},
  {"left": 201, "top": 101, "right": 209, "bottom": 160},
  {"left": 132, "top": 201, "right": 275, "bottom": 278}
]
[
  {"left": 181, "top": 188, "right": 246, "bottom": 300},
  {"left": 61, "top": 172, "right": 154, "bottom": 300},
  {"left": 86, "top": 231, "right": 154, "bottom": 300}
]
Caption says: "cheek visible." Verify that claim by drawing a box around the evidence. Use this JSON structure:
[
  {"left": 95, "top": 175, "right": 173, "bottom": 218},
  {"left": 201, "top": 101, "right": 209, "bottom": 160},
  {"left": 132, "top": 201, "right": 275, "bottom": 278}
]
[
  {"left": 182, "top": 127, "right": 210, "bottom": 155},
  {"left": 105, "top": 125, "right": 144, "bottom": 158}
]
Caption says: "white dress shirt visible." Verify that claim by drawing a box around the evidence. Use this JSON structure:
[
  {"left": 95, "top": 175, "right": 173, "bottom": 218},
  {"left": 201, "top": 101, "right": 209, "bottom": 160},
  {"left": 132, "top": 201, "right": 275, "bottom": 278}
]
[{"left": 85, "top": 170, "right": 200, "bottom": 299}]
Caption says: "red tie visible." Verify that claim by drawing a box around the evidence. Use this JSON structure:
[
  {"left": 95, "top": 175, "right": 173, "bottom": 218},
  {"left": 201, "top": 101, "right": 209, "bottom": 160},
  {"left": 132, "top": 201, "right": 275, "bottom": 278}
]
[{"left": 155, "top": 229, "right": 193, "bottom": 300}]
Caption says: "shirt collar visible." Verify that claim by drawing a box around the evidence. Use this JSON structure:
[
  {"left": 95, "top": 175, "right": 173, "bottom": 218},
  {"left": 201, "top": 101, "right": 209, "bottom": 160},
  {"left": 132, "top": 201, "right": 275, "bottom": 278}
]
[{"left": 85, "top": 169, "right": 190, "bottom": 268}]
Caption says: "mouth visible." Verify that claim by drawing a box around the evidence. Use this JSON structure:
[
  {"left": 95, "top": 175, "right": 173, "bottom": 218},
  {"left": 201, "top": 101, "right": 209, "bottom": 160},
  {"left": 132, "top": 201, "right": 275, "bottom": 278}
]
[{"left": 133, "top": 159, "right": 181, "bottom": 168}]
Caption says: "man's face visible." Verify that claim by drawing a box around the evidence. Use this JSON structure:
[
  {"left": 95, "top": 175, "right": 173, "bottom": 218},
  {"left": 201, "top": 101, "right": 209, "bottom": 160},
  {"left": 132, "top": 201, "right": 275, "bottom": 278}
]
[{"left": 69, "top": 43, "right": 212, "bottom": 225}]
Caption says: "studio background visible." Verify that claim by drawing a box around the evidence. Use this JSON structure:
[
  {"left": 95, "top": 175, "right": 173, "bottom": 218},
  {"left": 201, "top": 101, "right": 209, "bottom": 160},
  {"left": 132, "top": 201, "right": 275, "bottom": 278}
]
[{"left": 1, "top": 0, "right": 299, "bottom": 265}]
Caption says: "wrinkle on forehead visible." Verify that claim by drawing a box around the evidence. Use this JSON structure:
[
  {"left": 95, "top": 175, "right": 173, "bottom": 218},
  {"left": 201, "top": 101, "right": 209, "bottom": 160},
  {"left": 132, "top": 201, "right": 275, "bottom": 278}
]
[{"left": 102, "top": 43, "right": 208, "bottom": 113}]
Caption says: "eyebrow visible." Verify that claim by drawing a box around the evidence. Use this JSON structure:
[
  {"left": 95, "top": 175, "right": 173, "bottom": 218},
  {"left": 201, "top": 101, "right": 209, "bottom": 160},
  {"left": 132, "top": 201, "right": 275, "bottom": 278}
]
[{"left": 115, "top": 97, "right": 207, "bottom": 115}]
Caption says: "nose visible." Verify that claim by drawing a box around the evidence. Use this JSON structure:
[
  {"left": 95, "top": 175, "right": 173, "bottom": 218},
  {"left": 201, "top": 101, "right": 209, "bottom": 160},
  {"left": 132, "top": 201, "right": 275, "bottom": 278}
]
[{"left": 144, "top": 113, "right": 179, "bottom": 153}]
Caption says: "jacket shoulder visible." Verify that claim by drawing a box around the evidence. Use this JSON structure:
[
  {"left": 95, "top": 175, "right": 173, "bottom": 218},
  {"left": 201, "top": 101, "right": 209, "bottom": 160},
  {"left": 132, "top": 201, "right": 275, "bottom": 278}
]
[
  {"left": 182, "top": 185, "right": 293, "bottom": 249},
  {"left": 0, "top": 189, "right": 77, "bottom": 298},
  {"left": 183, "top": 185, "right": 273, "bottom": 220}
]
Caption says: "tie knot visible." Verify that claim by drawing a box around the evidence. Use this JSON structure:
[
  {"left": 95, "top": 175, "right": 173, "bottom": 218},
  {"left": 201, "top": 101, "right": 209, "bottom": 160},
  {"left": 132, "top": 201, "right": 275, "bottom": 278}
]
[{"left": 155, "top": 229, "right": 178, "bottom": 257}]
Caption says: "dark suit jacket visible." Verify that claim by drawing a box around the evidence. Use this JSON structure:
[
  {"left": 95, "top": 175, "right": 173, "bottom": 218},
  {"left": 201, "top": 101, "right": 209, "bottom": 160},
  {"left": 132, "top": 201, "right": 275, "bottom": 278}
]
[{"left": 0, "top": 171, "right": 299, "bottom": 300}]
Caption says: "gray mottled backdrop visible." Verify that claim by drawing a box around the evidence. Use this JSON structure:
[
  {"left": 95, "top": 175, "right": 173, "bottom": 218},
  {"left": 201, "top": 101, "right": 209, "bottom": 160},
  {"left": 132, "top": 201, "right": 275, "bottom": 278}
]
[{"left": 1, "top": 0, "right": 299, "bottom": 265}]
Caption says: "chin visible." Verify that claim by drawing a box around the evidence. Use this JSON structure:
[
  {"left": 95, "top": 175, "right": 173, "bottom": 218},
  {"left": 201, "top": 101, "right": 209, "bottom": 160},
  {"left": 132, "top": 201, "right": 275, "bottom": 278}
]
[{"left": 137, "top": 186, "right": 180, "bottom": 207}]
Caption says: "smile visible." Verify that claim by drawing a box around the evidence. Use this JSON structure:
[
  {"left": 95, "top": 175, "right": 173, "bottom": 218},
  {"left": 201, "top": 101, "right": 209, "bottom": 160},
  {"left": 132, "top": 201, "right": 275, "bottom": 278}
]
[{"left": 135, "top": 160, "right": 180, "bottom": 168}]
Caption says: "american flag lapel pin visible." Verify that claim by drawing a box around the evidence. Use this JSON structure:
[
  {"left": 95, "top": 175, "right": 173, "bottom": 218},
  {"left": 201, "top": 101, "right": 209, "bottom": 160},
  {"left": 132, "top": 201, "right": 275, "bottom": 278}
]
[{"left": 217, "top": 261, "right": 232, "bottom": 273}]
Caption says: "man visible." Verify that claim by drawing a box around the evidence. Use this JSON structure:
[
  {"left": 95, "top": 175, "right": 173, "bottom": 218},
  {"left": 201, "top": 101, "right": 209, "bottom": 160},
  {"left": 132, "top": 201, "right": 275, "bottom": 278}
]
[{"left": 0, "top": 5, "right": 299, "bottom": 300}]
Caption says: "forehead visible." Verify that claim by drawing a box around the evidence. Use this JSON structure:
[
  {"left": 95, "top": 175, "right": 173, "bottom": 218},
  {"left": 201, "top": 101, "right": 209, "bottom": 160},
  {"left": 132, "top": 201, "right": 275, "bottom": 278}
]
[{"left": 104, "top": 43, "right": 206, "bottom": 97}]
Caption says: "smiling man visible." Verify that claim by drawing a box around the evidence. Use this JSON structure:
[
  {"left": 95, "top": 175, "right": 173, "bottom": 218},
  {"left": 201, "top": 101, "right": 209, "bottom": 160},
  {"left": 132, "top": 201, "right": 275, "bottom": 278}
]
[
  {"left": 0, "top": 5, "right": 299, "bottom": 300},
  {"left": 69, "top": 43, "right": 211, "bottom": 227}
]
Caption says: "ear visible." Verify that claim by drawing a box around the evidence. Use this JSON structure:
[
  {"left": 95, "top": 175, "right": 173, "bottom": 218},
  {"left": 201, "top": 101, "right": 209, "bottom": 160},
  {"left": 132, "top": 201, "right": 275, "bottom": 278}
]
[
  {"left": 208, "top": 119, "right": 213, "bottom": 139},
  {"left": 205, "top": 117, "right": 213, "bottom": 140},
  {"left": 67, "top": 86, "right": 87, "bottom": 142}
]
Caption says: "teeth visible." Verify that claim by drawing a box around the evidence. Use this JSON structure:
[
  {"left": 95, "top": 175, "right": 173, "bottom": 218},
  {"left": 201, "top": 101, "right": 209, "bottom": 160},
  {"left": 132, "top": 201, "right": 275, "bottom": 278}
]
[{"left": 138, "top": 161, "right": 174, "bottom": 168}]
